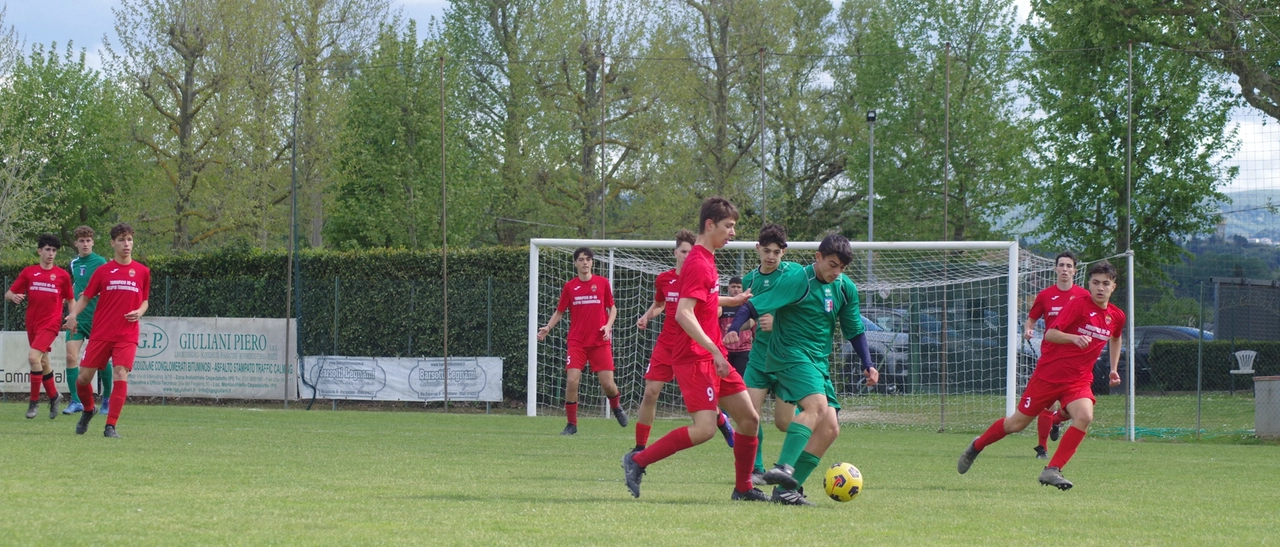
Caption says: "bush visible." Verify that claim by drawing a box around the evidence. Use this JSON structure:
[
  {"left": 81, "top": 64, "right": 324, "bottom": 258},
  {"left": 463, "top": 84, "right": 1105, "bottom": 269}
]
[{"left": 1148, "top": 340, "right": 1280, "bottom": 391}]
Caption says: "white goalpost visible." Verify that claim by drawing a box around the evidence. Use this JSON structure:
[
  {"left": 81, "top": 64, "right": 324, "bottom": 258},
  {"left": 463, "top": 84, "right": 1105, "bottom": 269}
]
[{"left": 528, "top": 238, "right": 1072, "bottom": 431}]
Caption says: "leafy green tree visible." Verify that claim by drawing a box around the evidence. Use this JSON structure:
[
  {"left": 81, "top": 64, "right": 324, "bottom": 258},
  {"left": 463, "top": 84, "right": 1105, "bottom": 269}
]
[{"left": 1021, "top": 0, "right": 1238, "bottom": 273}]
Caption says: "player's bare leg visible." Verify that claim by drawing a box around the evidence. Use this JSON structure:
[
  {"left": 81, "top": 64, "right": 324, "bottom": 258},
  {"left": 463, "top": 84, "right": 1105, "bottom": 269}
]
[
  {"left": 596, "top": 370, "right": 627, "bottom": 427},
  {"left": 958, "top": 409, "right": 1036, "bottom": 474},
  {"left": 774, "top": 399, "right": 795, "bottom": 433},
  {"left": 63, "top": 339, "right": 85, "bottom": 414},
  {"left": 562, "top": 368, "right": 582, "bottom": 435},
  {"left": 1040, "top": 398, "right": 1094, "bottom": 490},
  {"left": 634, "top": 379, "right": 664, "bottom": 450}
]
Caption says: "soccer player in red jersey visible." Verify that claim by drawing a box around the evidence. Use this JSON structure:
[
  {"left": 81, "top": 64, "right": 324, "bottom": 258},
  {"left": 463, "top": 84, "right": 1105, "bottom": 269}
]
[
  {"left": 622, "top": 197, "right": 768, "bottom": 502},
  {"left": 537, "top": 247, "right": 624, "bottom": 435},
  {"left": 958, "top": 260, "right": 1125, "bottom": 490},
  {"left": 1025, "top": 251, "right": 1090, "bottom": 459},
  {"left": 64, "top": 223, "right": 151, "bottom": 439},
  {"left": 633, "top": 229, "right": 736, "bottom": 452},
  {"left": 5, "top": 234, "right": 74, "bottom": 419}
]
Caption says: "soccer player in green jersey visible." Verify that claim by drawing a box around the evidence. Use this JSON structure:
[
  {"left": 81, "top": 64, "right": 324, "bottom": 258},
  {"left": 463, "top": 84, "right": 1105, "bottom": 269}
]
[
  {"left": 724, "top": 233, "right": 879, "bottom": 505},
  {"left": 735, "top": 223, "right": 801, "bottom": 484},
  {"left": 62, "top": 226, "right": 112, "bottom": 415}
]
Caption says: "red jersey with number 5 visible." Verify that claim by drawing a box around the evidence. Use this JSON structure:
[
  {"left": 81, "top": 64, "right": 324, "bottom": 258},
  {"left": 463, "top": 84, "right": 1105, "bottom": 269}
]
[
  {"left": 1034, "top": 296, "right": 1125, "bottom": 384},
  {"left": 82, "top": 260, "right": 152, "bottom": 343},
  {"left": 9, "top": 265, "right": 73, "bottom": 334},
  {"left": 555, "top": 274, "right": 614, "bottom": 348}
]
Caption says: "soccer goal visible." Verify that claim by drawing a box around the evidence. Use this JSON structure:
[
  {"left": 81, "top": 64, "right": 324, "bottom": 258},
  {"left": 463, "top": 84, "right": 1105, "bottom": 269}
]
[{"left": 527, "top": 238, "right": 1065, "bottom": 431}]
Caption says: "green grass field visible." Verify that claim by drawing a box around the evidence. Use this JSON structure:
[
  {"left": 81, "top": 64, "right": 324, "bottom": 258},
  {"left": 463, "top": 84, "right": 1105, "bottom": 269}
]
[{"left": 2, "top": 402, "right": 1277, "bottom": 546}]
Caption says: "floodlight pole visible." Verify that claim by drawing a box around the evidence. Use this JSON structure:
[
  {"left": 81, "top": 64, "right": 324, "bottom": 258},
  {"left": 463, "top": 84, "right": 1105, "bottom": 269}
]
[
  {"left": 867, "top": 109, "right": 876, "bottom": 284},
  {"left": 440, "top": 55, "right": 449, "bottom": 412}
]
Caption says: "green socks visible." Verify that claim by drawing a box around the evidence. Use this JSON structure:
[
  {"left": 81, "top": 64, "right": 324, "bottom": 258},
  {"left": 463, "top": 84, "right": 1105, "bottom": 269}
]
[
  {"left": 100, "top": 365, "right": 113, "bottom": 399},
  {"left": 66, "top": 367, "right": 80, "bottom": 403},
  {"left": 792, "top": 451, "right": 822, "bottom": 487},
  {"left": 754, "top": 424, "right": 766, "bottom": 472},
  {"left": 775, "top": 422, "right": 812, "bottom": 469}
]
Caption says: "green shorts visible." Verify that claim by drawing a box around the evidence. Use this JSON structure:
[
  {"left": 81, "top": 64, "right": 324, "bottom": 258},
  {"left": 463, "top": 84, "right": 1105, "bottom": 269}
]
[
  {"left": 65, "top": 319, "right": 92, "bottom": 342},
  {"left": 771, "top": 360, "right": 840, "bottom": 411},
  {"left": 743, "top": 359, "right": 779, "bottom": 392}
]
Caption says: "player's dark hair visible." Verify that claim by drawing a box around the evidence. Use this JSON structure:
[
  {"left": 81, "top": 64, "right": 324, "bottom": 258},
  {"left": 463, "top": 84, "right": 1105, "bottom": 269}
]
[
  {"left": 1054, "top": 251, "right": 1078, "bottom": 267},
  {"left": 109, "top": 223, "right": 134, "bottom": 241},
  {"left": 1087, "top": 260, "right": 1117, "bottom": 281},
  {"left": 674, "top": 229, "right": 695, "bottom": 247},
  {"left": 573, "top": 247, "right": 594, "bottom": 262},
  {"left": 729, "top": 276, "right": 742, "bottom": 286},
  {"left": 698, "top": 197, "right": 739, "bottom": 234},
  {"left": 757, "top": 223, "right": 788, "bottom": 249},
  {"left": 817, "top": 233, "right": 853, "bottom": 266},
  {"left": 36, "top": 233, "right": 61, "bottom": 250},
  {"left": 73, "top": 226, "right": 96, "bottom": 240}
]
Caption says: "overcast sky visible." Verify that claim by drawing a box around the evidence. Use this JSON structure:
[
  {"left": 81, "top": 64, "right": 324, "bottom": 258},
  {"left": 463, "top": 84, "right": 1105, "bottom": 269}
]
[{"left": 4, "top": 0, "right": 1272, "bottom": 193}]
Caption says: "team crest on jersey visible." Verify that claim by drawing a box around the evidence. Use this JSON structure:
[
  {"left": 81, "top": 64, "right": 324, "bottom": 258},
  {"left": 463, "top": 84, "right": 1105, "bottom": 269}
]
[
  {"left": 78, "top": 268, "right": 85, "bottom": 276},
  {"left": 49, "top": 273, "right": 57, "bottom": 281},
  {"left": 129, "top": 269, "right": 136, "bottom": 277},
  {"left": 1105, "top": 315, "right": 1112, "bottom": 324},
  {"left": 825, "top": 299, "right": 834, "bottom": 312},
  {"left": 590, "top": 284, "right": 597, "bottom": 292}
]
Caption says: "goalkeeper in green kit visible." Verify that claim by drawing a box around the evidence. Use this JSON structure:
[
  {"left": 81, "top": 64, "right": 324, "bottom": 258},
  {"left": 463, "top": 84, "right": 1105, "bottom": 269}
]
[
  {"left": 723, "top": 233, "right": 878, "bottom": 505},
  {"left": 62, "top": 226, "right": 112, "bottom": 415}
]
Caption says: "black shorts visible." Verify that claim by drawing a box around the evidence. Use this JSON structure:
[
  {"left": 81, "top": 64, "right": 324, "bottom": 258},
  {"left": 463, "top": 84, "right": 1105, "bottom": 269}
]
[{"left": 728, "top": 351, "right": 751, "bottom": 378}]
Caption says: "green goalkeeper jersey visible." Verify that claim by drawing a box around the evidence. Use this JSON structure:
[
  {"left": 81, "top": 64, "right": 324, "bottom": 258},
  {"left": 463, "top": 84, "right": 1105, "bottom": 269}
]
[
  {"left": 741, "top": 261, "right": 801, "bottom": 364},
  {"left": 747, "top": 264, "right": 865, "bottom": 373},
  {"left": 70, "top": 252, "right": 108, "bottom": 320}
]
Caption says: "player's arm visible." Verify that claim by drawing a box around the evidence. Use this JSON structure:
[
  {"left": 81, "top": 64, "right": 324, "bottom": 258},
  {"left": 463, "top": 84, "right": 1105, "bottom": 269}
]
[
  {"left": 1023, "top": 316, "right": 1038, "bottom": 341},
  {"left": 601, "top": 305, "right": 617, "bottom": 341},
  {"left": 636, "top": 299, "right": 663, "bottom": 329},
  {"left": 1045, "top": 328, "right": 1089, "bottom": 348},
  {"left": 837, "top": 278, "right": 878, "bottom": 386},
  {"left": 64, "top": 293, "right": 90, "bottom": 332},
  {"left": 1025, "top": 295, "right": 1044, "bottom": 340},
  {"left": 125, "top": 300, "right": 149, "bottom": 322},
  {"left": 675, "top": 297, "right": 731, "bottom": 376},
  {"left": 5, "top": 275, "right": 27, "bottom": 303},
  {"left": 4, "top": 289, "right": 22, "bottom": 304},
  {"left": 537, "top": 310, "right": 565, "bottom": 341},
  {"left": 718, "top": 289, "right": 751, "bottom": 307},
  {"left": 1107, "top": 334, "right": 1123, "bottom": 387}
]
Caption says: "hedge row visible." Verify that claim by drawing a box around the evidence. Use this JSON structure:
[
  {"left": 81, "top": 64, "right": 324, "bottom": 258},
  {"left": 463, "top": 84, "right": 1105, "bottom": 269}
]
[
  {"left": 1149, "top": 340, "right": 1280, "bottom": 391},
  {"left": 1, "top": 247, "right": 534, "bottom": 400}
]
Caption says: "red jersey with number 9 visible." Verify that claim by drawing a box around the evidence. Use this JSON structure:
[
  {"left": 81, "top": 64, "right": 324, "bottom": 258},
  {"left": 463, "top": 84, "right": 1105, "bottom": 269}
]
[{"left": 82, "top": 260, "right": 152, "bottom": 343}]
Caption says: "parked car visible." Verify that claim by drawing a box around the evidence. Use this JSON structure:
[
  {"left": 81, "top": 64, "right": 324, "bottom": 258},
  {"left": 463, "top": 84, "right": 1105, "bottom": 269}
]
[
  {"left": 1091, "top": 326, "right": 1214, "bottom": 394},
  {"left": 839, "top": 316, "right": 910, "bottom": 393}
]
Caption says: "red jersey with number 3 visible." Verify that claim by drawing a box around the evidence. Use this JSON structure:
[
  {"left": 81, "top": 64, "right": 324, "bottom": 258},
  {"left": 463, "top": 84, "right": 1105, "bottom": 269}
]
[
  {"left": 555, "top": 274, "right": 614, "bottom": 348},
  {"left": 9, "top": 265, "right": 73, "bottom": 334},
  {"left": 669, "top": 245, "right": 726, "bottom": 363},
  {"left": 653, "top": 269, "right": 684, "bottom": 348},
  {"left": 1028, "top": 284, "right": 1090, "bottom": 324},
  {"left": 1034, "top": 296, "right": 1125, "bottom": 384},
  {"left": 82, "top": 260, "right": 152, "bottom": 343}
]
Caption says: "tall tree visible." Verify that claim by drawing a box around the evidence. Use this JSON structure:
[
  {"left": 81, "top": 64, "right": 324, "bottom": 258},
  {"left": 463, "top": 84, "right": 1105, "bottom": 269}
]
[{"left": 1021, "top": 0, "right": 1238, "bottom": 272}]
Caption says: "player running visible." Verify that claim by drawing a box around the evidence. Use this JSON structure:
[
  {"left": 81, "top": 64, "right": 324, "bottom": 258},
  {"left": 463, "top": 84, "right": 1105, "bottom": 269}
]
[
  {"left": 736, "top": 223, "right": 802, "bottom": 485},
  {"left": 958, "top": 260, "right": 1125, "bottom": 490},
  {"left": 633, "top": 229, "right": 735, "bottom": 452},
  {"left": 62, "top": 226, "right": 112, "bottom": 415},
  {"left": 1025, "top": 251, "right": 1088, "bottom": 459},
  {"left": 724, "top": 233, "right": 879, "bottom": 505},
  {"left": 6, "top": 234, "right": 74, "bottom": 419},
  {"left": 64, "top": 223, "right": 152, "bottom": 439},
  {"left": 621, "top": 197, "right": 767, "bottom": 502},
  {"left": 537, "top": 247, "right": 625, "bottom": 435}
]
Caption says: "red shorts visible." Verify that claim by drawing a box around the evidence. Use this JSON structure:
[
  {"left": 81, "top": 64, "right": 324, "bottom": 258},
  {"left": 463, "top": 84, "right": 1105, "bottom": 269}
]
[
  {"left": 672, "top": 359, "right": 747, "bottom": 413},
  {"left": 27, "top": 329, "right": 59, "bottom": 353},
  {"left": 644, "top": 343, "right": 674, "bottom": 382},
  {"left": 82, "top": 340, "right": 138, "bottom": 371},
  {"left": 1017, "top": 375, "right": 1095, "bottom": 417},
  {"left": 566, "top": 343, "right": 614, "bottom": 372}
]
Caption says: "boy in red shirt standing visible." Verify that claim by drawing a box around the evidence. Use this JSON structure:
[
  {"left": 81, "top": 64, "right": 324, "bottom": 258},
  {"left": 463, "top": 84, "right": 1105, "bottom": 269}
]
[
  {"left": 537, "top": 247, "right": 625, "bottom": 435},
  {"left": 958, "top": 261, "right": 1125, "bottom": 490},
  {"left": 5, "top": 234, "right": 74, "bottom": 419},
  {"left": 64, "top": 224, "right": 151, "bottom": 439}
]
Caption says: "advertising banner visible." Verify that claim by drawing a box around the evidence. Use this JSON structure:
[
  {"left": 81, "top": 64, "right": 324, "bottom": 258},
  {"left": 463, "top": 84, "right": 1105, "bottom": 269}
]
[
  {"left": 0, "top": 331, "right": 69, "bottom": 393},
  {"left": 129, "top": 317, "right": 297, "bottom": 400},
  {"left": 300, "top": 356, "right": 502, "bottom": 402}
]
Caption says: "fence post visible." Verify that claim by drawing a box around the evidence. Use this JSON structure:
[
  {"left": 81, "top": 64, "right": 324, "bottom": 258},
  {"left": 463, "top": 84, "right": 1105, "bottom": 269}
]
[
  {"left": 3, "top": 276, "right": 8, "bottom": 330},
  {"left": 165, "top": 276, "right": 171, "bottom": 315},
  {"left": 333, "top": 276, "right": 340, "bottom": 356},
  {"left": 1196, "top": 282, "right": 1204, "bottom": 439},
  {"left": 487, "top": 276, "right": 493, "bottom": 356},
  {"left": 409, "top": 279, "right": 415, "bottom": 356}
]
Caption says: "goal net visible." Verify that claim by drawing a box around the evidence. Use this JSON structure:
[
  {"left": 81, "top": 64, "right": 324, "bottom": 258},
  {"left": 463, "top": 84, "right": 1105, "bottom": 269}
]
[{"left": 528, "top": 238, "right": 1067, "bottom": 431}]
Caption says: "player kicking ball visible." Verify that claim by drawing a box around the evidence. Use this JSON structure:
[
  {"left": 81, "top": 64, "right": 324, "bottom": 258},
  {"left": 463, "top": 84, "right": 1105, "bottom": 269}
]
[
  {"left": 958, "top": 260, "right": 1124, "bottom": 490},
  {"left": 6, "top": 234, "right": 74, "bottom": 419},
  {"left": 537, "top": 247, "right": 625, "bottom": 435},
  {"left": 724, "top": 233, "right": 878, "bottom": 505},
  {"left": 1024, "top": 251, "right": 1087, "bottom": 459},
  {"left": 633, "top": 229, "right": 736, "bottom": 453},
  {"left": 622, "top": 197, "right": 767, "bottom": 502},
  {"left": 64, "top": 223, "right": 151, "bottom": 439}
]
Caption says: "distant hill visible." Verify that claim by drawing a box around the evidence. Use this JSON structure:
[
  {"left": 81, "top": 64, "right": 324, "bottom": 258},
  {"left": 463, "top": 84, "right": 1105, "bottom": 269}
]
[{"left": 1216, "top": 189, "right": 1280, "bottom": 240}]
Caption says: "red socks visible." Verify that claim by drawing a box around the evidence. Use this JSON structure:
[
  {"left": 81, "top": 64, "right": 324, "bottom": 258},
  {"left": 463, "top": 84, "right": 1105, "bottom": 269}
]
[
  {"left": 42, "top": 373, "right": 59, "bottom": 399},
  {"left": 1049, "top": 426, "right": 1086, "bottom": 469},
  {"left": 106, "top": 381, "right": 127, "bottom": 426},
  {"left": 1053, "top": 410, "right": 1067, "bottom": 425},
  {"left": 77, "top": 382, "right": 95, "bottom": 411},
  {"left": 1037, "top": 410, "right": 1053, "bottom": 447},
  {"left": 974, "top": 417, "right": 1008, "bottom": 451},
  {"left": 608, "top": 394, "right": 621, "bottom": 409},
  {"left": 717, "top": 412, "right": 727, "bottom": 427},
  {"left": 565, "top": 401, "right": 578, "bottom": 425},
  {"left": 29, "top": 372, "right": 42, "bottom": 401},
  {"left": 633, "top": 426, "right": 693, "bottom": 467},
  {"left": 635, "top": 423, "right": 651, "bottom": 448},
  {"left": 732, "top": 432, "right": 758, "bottom": 493}
]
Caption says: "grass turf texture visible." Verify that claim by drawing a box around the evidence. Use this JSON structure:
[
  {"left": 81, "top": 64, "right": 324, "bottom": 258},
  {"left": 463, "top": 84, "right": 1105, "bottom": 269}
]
[{"left": 2, "top": 402, "right": 1277, "bottom": 545}]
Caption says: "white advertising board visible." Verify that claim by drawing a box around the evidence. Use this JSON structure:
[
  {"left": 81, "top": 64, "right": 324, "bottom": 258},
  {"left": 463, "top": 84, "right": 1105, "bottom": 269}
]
[
  {"left": 0, "top": 331, "right": 69, "bottom": 393},
  {"left": 300, "top": 356, "right": 502, "bottom": 402}
]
